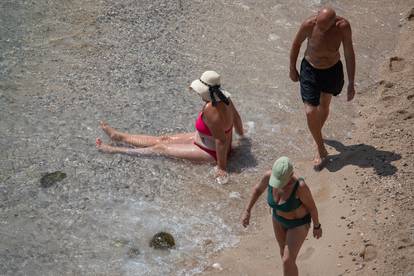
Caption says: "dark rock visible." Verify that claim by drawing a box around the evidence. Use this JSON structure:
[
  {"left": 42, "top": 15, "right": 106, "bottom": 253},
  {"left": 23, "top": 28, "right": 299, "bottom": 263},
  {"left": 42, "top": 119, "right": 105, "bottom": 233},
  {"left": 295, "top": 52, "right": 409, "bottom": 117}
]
[
  {"left": 127, "top": 247, "right": 140, "bottom": 258},
  {"left": 150, "top": 232, "right": 175, "bottom": 249},
  {"left": 40, "top": 171, "right": 67, "bottom": 188},
  {"left": 407, "top": 8, "right": 414, "bottom": 21}
]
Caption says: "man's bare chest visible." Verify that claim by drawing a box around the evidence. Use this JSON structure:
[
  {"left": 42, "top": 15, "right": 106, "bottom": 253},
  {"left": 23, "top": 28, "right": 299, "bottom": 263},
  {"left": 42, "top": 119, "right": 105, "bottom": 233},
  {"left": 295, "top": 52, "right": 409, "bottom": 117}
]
[{"left": 308, "top": 30, "right": 342, "bottom": 52}]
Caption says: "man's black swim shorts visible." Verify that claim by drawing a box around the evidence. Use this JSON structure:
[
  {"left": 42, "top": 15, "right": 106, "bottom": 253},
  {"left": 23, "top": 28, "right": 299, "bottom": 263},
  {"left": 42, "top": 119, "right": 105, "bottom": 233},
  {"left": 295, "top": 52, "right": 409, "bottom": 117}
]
[{"left": 299, "top": 58, "right": 344, "bottom": 106}]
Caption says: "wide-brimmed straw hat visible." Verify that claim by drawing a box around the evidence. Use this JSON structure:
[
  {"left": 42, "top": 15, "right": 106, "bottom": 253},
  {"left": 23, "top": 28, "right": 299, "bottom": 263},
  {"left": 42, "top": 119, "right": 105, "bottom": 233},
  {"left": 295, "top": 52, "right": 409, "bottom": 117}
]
[{"left": 190, "top": 71, "right": 231, "bottom": 102}]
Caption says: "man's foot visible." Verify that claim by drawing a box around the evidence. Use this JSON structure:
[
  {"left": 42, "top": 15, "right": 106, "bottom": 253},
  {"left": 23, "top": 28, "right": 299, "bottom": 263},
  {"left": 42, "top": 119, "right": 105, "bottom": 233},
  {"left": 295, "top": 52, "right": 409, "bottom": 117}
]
[
  {"left": 96, "top": 138, "right": 117, "bottom": 153},
  {"left": 100, "top": 121, "right": 122, "bottom": 141},
  {"left": 313, "top": 148, "right": 328, "bottom": 171}
]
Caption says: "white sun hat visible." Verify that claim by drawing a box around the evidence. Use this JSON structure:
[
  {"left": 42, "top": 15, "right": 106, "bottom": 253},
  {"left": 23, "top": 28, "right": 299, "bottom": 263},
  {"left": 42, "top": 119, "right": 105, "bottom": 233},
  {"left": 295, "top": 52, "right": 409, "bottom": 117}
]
[{"left": 190, "top": 71, "right": 231, "bottom": 102}]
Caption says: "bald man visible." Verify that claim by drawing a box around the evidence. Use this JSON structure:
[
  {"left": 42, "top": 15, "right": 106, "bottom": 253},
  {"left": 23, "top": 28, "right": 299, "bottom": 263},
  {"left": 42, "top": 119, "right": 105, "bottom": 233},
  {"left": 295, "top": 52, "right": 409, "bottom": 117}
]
[{"left": 289, "top": 7, "right": 356, "bottom": 170}]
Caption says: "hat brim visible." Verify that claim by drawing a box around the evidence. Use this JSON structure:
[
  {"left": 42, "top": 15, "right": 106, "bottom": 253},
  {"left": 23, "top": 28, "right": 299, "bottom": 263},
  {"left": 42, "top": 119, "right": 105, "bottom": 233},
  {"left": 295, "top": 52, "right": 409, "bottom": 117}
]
[
  {"left": 190, "top": 79, "right": 231, "bottom": 101},
  {"left": 269, "top": 174, "right": 283, "bottom": 188}
]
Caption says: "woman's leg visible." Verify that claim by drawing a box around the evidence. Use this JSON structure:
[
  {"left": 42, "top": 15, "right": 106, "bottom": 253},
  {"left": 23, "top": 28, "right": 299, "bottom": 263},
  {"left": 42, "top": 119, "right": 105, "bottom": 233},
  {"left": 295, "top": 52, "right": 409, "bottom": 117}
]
[
  {"left": 282, "top": 225, "right": 310, "bottom": 276},
  {"left": 272, "top": 218, "right": 287, "bottom": 258},
  {"left": 100, "top": 121, "right": 195, "bottom": 147},
  {"left": 96, "top": 138, "right": 215, "bottom": 163}
]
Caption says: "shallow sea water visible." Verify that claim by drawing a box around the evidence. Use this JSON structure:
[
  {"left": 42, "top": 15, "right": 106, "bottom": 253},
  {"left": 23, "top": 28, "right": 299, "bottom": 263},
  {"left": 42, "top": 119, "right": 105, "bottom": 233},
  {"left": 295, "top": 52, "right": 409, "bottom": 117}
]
[{"left": 0, "top": 0, "right": 408, "bottom": 275}]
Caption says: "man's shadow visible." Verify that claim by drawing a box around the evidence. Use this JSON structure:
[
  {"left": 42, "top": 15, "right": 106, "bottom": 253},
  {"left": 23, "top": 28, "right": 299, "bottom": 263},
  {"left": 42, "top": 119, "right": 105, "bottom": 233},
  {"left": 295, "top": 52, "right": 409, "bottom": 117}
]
[
  {"left": 324, "top": 139, "right": 401, "bottom": 176},
  {"left": 228, "top": 137, "right": 257, "bottom": 173}
]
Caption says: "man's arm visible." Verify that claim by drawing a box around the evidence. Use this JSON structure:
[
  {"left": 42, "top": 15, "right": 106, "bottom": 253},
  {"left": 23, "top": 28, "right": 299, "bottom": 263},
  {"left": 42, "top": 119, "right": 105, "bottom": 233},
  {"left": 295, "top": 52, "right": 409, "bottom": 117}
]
[
  {"left": 340, "top": 20, "right": 356, "bottom": 101},
  {"left": 289, "top": 19, "right": 313, "bottom": 82}
]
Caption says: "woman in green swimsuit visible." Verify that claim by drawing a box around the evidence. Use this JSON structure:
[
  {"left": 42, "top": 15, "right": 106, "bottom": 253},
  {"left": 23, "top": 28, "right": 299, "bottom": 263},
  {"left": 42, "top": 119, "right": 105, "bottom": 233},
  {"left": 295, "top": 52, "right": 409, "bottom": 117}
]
[{"left": 241, "top": 156, "right": 322, "bottom": 276}]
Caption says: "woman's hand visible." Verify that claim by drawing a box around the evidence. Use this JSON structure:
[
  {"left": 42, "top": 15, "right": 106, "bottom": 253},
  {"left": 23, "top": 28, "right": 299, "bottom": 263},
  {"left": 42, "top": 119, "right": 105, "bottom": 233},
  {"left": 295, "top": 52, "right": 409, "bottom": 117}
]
[
  {"left": 215, "top": 167, "right": 227, "bottom": 177},
  {"left": 214, "top": 167, "right": 229, "bottom": 185},
  {"left": 313, "top": 226, "right": 322, "bottom": 239},
  {"left": 241, "top": 210, "right": 251, "bottom": 228}
]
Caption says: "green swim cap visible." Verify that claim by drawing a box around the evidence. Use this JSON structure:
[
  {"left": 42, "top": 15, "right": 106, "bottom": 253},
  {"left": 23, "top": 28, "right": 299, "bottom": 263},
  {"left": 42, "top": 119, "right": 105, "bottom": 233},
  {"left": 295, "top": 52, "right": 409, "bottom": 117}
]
[{"left": 269, "top": 156, "right": 293, "bottom": 189}]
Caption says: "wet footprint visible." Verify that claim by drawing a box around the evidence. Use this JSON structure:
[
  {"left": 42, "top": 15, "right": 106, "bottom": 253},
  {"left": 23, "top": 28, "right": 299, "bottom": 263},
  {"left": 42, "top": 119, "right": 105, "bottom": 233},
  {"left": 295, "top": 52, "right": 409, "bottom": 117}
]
[{"left": 298, "top": 246, "right": 315, "bottom": 261}]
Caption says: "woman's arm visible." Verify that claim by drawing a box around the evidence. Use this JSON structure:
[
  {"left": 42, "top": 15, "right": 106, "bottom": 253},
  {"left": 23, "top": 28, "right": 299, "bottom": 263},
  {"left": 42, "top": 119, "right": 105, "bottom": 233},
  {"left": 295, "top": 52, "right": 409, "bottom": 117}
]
[
  {"left": 204, "top": 107, "right": 229, "bottom": 172},
  {"left": 298, "top": 179, "right": 322, "bottom": 238},
  {"left": 207, "top": 122, "right": 227, "bottom": 171},
  {"left": 230, "top": 100, "right": 244, "bottom": 136},
  {"left": 241, "top": 171, "right": 271, "bottom": 227}
]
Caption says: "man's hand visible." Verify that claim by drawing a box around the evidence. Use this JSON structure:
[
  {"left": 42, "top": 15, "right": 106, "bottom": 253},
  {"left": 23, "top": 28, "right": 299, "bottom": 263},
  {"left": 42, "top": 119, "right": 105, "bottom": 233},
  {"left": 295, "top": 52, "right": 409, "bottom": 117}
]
[
  {"left": 241, "top": 210, "right": 251, "bottom": 228},
  {"left": 289, "top": 67, "right": 300, "bottom": 82},
  {"left": 347, "top": 83, "right": 355, "bottom": 101}
]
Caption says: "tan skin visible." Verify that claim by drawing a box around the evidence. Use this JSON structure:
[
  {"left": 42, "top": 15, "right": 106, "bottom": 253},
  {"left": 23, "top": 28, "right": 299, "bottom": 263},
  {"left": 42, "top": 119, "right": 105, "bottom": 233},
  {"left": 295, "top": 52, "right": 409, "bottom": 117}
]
[
  {"left": 241, "top": 171, "right": 321, "bottom": 276},
  {"left": 96, "top": 97, "right": 244, "bottom": 177},
  {"left": 289, "top": 8, "right": 356, "bottom": 169}
]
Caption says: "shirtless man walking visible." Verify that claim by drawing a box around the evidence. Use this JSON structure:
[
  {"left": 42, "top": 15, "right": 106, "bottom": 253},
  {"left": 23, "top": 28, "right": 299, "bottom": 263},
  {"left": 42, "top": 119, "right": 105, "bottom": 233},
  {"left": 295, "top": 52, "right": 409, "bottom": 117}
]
[{"left": 289, "top": 7, "right": 356, "bottom": 170}]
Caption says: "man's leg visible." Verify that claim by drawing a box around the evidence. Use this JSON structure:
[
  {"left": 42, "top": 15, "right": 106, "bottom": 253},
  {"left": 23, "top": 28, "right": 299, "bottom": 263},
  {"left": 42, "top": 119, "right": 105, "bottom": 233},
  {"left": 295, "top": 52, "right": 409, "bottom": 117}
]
[
  {"left": 318, "top": 92, "right": 332, "bottom": 129},
  {"left": 304, "top": 103, "right": 328, "bottom": 168}
]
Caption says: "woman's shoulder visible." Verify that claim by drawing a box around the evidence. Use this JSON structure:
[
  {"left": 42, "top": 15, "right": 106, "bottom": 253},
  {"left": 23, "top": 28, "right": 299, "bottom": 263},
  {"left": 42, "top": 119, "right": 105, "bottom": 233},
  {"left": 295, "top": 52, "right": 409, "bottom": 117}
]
[{"left": 296, "top": 177, "right": 308, "bottom": 189}]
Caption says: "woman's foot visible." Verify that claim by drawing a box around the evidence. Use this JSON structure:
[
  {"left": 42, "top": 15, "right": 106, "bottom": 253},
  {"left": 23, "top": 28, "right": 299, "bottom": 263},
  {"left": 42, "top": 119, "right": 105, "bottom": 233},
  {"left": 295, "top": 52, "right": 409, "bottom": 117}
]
[
  {"left": 100, "top": 121, "right": 122, "bottom": 141},
  {"left": 96, "top": 138, "right": 118, "bottom": 153}
]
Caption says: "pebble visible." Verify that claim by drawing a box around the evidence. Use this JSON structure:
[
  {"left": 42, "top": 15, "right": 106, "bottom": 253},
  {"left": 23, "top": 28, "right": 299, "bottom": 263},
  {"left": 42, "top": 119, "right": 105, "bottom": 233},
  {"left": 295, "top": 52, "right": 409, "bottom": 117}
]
[
  {"left": 127, "top": 247, "right": 140, "bottom": 258},
  {"left": 355, "top": 264, "right": 365, "bottom": 271},
  {"left": 229, "top": 191, "right": 241, "bottom": 199},
  {"left": 212, "top": 263, "right": 223, "bottom": 271},
  {"left": 361, "top": 244, "right": 377, "bottom": 261}
]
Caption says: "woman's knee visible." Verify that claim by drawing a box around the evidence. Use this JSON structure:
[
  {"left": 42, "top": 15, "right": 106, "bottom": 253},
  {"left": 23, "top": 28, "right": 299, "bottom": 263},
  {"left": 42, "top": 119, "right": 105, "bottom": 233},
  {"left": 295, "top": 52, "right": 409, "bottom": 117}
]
[
  {"left": 153, "top": 143, "right": 167, "bottom": 153},
  {"left": 282, "top": 251, "right": 296, "bottom": 267}
]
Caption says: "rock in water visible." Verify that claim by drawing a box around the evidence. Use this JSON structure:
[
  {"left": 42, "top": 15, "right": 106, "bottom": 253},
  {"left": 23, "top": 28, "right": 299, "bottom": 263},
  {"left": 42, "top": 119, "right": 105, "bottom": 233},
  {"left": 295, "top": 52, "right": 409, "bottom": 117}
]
[
  {"left": 127, "top": 247, "right": 140, "bottom": 258},
  {"left": 149, "top": 232, "right": 175, "bottom": 249},
  {"left": 40, "top": 171, "right": 67, "bottom": 188}
]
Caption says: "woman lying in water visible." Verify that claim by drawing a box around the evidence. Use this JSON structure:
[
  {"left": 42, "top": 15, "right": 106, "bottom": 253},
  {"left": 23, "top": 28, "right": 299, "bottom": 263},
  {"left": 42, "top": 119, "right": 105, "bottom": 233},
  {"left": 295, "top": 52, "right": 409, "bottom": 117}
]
[
  {"left": 96, "top": 71, "right": 244, "bottom": 177},
  {"left": 241, "top": 157, "right": 322, "bottom": 276}
]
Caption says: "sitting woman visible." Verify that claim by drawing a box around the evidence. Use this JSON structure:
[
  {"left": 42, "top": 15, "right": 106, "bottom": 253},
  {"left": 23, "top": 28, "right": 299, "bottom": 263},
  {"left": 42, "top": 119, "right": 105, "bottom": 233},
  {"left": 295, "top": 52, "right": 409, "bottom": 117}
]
[
  {"left": 241, "top": 157, "right": 322, "bottom": 276},
  {"left": 96, "top": 70, "right": 244, "bottom": 177}
]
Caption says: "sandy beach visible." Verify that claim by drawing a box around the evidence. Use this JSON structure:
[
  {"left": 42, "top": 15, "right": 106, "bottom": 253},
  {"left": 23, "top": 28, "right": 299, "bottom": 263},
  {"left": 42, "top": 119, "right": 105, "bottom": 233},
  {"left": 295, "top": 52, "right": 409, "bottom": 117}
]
[{"left": 204, "top": 8, "right": 414, "bottom": 276}]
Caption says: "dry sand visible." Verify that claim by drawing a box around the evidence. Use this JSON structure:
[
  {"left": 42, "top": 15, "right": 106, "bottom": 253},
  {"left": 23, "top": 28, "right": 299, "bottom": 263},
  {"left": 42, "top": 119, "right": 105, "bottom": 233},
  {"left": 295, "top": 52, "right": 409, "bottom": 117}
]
[{"left": 203, "top": 8, "right": 414, "bottom": 276}]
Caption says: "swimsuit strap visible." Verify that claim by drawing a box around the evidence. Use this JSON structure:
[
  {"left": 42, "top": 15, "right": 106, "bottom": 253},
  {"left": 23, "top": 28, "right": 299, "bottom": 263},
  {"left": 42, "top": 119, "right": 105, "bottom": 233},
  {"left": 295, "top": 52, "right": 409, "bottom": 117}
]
[{"left": 289, "top": 180, "right": 300, "bottom": 199}]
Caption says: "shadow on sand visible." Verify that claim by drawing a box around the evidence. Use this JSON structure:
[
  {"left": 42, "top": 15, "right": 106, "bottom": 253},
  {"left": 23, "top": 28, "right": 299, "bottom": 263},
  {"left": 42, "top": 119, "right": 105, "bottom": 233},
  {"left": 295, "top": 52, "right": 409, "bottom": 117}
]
[
  {"left": 228, "top": 137, "right": 257, "bottom": 173},
  {"left": 324, "top": 139, "right": 401, "bottom": 176}
]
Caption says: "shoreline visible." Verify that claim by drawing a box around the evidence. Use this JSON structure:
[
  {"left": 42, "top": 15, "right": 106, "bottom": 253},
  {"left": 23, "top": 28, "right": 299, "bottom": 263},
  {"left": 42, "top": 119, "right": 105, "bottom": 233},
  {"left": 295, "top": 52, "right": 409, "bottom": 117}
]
[{"left": 202, "top": 7, "right": 414, "bottom": 276}]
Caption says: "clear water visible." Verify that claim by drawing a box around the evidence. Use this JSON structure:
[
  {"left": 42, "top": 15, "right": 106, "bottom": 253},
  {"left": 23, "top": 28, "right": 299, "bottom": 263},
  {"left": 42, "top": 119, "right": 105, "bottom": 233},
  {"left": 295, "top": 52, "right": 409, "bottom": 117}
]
[{"left": 0, "top": 0, "right": 408, "bottom": 275}]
